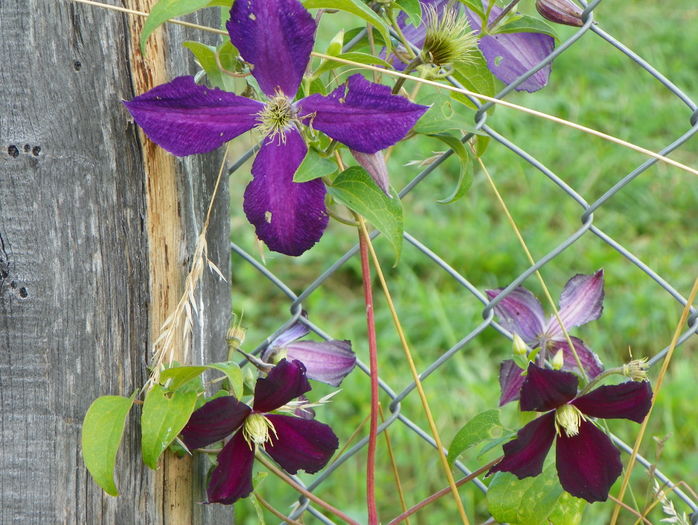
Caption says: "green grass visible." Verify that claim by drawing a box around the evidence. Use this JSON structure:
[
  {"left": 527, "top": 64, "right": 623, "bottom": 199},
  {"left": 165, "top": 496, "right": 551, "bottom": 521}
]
[{"left": 224, "top": 1, "right": 698, "bottom": 523}]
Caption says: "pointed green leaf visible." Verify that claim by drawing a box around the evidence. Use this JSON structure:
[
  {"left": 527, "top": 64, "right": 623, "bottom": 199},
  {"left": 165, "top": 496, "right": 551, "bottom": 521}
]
[
  {"left": 140, "top": 0, "right": 213, "bottom": 52},
  {"left": 160, "top": 365, "right": 208, "bottom": 391},
  {"left": 141, "top": 385, "right": 198, "bottom": 469},
  {"left": 314, "top": 52, "right": 393, "bottom": 77},
  {"left": 413, "top": 92, "right": 479, "bottom": 135},
  {"left": 328, "top": 166, "right": 404, "bottom": 263},
  {"left": 207, "top": 361, "right": 244, "bottom": 398},
  {"left": 81, "top": 393, "right": 136, "bottom": 496},
  {"left": 294, "top": 150, "right": 338, "bottom": 183},
  {"left": 447, "top": 409, "right": 502, "bottom": 466},
  {"left": 455, "top": 0, "right": 484, "bottom": 20},
  {"left": 397, "top": 0, "right": 422, "bottom": 25},
  {"left": 303, "top": 0, "right": 392, "bottom": 50},
  {"left": 183, "top": 41, "right": 225, "bottom": 89},
  {"left": 426, "top": 133, "right": 473, "bottom": 205},
  {"left": 494, "top": 14, "right": 559, "bottom": 41},
  {"left": 450, "top": 49, "right": 496, "bottom": 110}
]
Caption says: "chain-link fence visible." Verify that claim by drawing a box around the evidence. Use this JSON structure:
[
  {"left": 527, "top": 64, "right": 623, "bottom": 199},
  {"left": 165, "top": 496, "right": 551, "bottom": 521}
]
[{"left": 226, "top": 1, "right": 698, "bottom": 522}]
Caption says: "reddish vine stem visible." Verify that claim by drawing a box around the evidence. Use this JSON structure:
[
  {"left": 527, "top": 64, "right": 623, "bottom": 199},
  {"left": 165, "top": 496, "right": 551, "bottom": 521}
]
[
  {"left": 358, "top": 224, "right": 380, "bottom": 525},
  {"left": 386, "top": 457, "right": 502, "bottom": 525}
]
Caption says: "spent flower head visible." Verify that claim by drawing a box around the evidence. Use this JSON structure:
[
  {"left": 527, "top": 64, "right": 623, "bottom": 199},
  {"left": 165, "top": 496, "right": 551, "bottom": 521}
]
[{"left": 421, "top": 3, "right": 478, "bottom": 67}]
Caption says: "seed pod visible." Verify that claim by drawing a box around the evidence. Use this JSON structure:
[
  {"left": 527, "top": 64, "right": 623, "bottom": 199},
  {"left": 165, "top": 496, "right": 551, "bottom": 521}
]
[{"left": 535, "top": 0, "right": 584, "bottom": 27}]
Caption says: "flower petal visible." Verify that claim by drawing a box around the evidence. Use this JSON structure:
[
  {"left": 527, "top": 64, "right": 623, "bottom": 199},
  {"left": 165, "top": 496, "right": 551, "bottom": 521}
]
[
  {"left": 466, "top": 6, "right": 554, "bottom": 93},
  {"left": 549, "top": 337, "right": 604, "bottom": 379},
  {"left": 284, "top": 340, "right": 356, "bottom": 387},
  {"left": 265, "top": 414, "right": 339, "bottom": 474},
  {"left": 297, "top": 74, "right": 428, "bottom": 154},
  {"left": 555, "top": 420, "right": 622, "bottom": 502},
  {"left": 572, "top": 381, "right": 652, "bottom": 423},
  {"left": 227, "top": 0, "right": 315, "bottom": 97},
  {"left": 267, "top": 320, "right": 311, "bottom": 350},
  {"left": 180, "top": 396, "right": 251, "bottom": 451},
  {"left": 253, "top": 359, "right": 311, "bottom": 413},
  {"left": 207, "top": 431, "right": 255, "bottom": 504},
  {"left": 123, "top": 76, "right": 263, "bottom": 156},
  {"left": 546, "top": 270, "right": 604, "bottom": 337},
  {"left": 520, "top": 363, "right": 578, "bottom": 412},
  {"left": 499, "top": 359, "right": 526, "bottom": 406},
  {"left": 486, "top": 287, "right": 546, "bottom": 343},
  {"left": 350, "top": 150, "right": 391, "bottom": 195},
  {"left": 488, "top": 412, "right": 555, "bottom": 479},
  {"left": 243, "top": 129, "right": 329, "bottom": 256}
]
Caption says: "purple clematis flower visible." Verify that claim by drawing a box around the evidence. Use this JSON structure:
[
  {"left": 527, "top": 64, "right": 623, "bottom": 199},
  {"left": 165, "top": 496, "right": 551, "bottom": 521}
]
[
  {"left": 180, "top": 359, "right": 338, "bottom": 504},
  {"left": 487, "top": 270, "right": 605, "bottom": 406},
  {"left": 262, "top": 319, "right": 356, "bottom": 387},
  {"left": 124, "top": 0, "right": 427, "bottom": 256},
  {"left": 394, "top": 0, "right": 554, "bottom": 92},
  {"left": 488, "top": 362, "right": 652, "bottom": 503}
]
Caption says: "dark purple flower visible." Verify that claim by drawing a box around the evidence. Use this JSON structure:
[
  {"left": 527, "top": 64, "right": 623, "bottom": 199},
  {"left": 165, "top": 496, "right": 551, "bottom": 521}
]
[
  {"left": 262, "top": 320, "right": 356, "bottom": 387},
  {"left": 124, "top": 0, "right": 427, "bottom": 256},
  {"left": 487, "top": 270, "right": 605, "bottom": 405},
  {"left": 394, "top": 0, "right": 554, "bottom": 92},
  {"left": 489, "top": 363, "right": 652, "bottom": 502},
  {"left": 180, "top": 359, "right": 338, "bottom": 504}
]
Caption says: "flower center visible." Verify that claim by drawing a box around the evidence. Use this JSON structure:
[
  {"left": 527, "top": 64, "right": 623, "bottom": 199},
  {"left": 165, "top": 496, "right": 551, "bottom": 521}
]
[
  {"left": 242, "top": 413, "right": 277, "bottom": 449},
  {"left": 554, "top": 404, "right": 585, "bottom": 437},
  {"left": 257, "top": 93, "right": 295, "bottom": 141},
  {"left": 422, "top": 5, "right": 477, "bottom": 67}
]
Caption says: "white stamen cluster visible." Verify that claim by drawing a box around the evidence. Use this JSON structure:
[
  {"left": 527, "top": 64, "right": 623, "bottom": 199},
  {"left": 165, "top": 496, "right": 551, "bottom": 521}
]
[
  {"left": 422, "top": 4, "right": 478, "bottom": 67},
  {"left": 257, "top": 92, "right": 295, "bottom": 142},
  {"left": 242, "top": 413, "right": 278, "bottom": 449},
  {"left": 554, "top": 404, "right": 586, "bottom": 437}
]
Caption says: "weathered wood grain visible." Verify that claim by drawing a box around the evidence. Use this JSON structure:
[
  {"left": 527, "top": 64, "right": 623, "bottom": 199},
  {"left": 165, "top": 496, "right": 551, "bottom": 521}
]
[{"left": 0, "top": 1, "right": 231, "bottom": 523}]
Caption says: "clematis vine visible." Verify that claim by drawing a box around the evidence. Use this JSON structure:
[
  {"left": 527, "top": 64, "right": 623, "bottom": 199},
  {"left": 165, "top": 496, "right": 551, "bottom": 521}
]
[
  {"left": 487, "top": 270, "right": 605, "bottom": 405},
  {"left": 124, "top": 0, "right": 427, "bottom": 256},
  {"left": 393, "top": 0, "right": 555, "bottom": 92},
  {"left": 488, "top": 362, "right": 652, "bottom": 503},
  {"left": 262, "top": 318, "right": 356, "bottom": 387},
  {"left": 180, "top": 359, "right": 338, "bottom": 504}
]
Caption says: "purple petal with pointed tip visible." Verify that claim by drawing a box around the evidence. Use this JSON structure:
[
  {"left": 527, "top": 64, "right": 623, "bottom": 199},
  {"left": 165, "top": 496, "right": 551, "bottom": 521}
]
[
  {"left": 243, "top": 129, "right": 329, "bottom": 256},
  {"left": 297, "top": 74, "right": 428, "bottom": 154},
  {"left": 180, "top": 396, "right": 251, "bottom": 451},
  {"left": 466, "top": 5, "right": 554, "bottom": 93},
  {"left": 572, "top": 381, "right": 652, "bottom": 423},
  {"left": 499, "top": 359, "right": 526, "bottom": 406},
  {"left": 351, "top": 150, "right": 391, "bottom": 195},
  {"left": 549, "top": 336, "right": 604, "bottom": 379},
  {"left": 520, "top": 363, "right": 578, "bottom": 412},
  {"left": 486, "top": 287, "right": 546, "bottom": 343},
  {"left": 285, "top": 340, "right": 356, "bottom": 387},
  {"left": 556, "top": 420, "right": 622, "bottom": 503},
  {"left": 265, "top": 414, "right": 339, "bottom": 474},
  {"left": 124, "top": 76, "right": 263, "bottom": 156},
  {"left": 268, "top": 320, "right": 311, "bottom": 350},
  {"left": 253, "top": 359, "right": 311, "bottom": 413},
  {"left": 488, "top": 412, "right": 555, "bottom": 479},
  {"left": 546, "top": 270, "right": 604, "bottom": 337},
  {"left": 207, "top": 431, "right": 255, "bottom": 504},
  {"left": 227, "top": 0, "right": 315, "bottom": 97}
]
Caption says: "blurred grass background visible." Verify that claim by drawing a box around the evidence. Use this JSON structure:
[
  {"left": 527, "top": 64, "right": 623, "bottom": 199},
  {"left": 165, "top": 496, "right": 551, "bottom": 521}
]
[{"left": 222, "top": 1, "right": 698, "bottom": 522}]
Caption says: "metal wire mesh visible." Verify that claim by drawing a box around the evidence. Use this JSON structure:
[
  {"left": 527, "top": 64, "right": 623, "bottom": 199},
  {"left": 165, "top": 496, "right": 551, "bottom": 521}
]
[{"left": 227, "top": 1, "right": 698, "bottom": 521}]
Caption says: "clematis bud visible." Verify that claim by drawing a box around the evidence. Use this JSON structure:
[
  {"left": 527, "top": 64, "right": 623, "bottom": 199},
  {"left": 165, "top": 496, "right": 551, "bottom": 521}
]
[
  {"left": 421, "top": 4, "right": 478, "bottom": 67},
  {"left": 622, "top": 358, "right": 649, "bottom": 382},
  {"left": 551, "top": 349, "right": 564, "bottom": 370},
  {"left": 535, "top": 0, "right": 584, "bottom": 27},
  {"left": 512, "top": 333, "right": 529, "bottom": 356}
]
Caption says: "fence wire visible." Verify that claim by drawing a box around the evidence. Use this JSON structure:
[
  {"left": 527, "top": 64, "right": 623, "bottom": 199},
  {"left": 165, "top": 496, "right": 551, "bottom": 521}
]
[{"left": 226, "top": 1, "right": 698, "bottom": 522}]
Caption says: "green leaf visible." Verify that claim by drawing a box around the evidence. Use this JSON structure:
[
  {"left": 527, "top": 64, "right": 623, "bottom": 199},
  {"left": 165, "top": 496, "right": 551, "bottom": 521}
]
[
  {"left": 81, "top": 393, "right": 136, "bottom": 496},
  {"left": 455, "top": 0, "right": 484, "bottom": 19},
  {"left": 207, "top": 361, "right": 244, "bottom": 398},
  {"left": 477, "top": 430, "right": 516, "bottom": 458},
  {"left": 294, "top": 150, "right": 338, "bottom": 183},
  {"left": 326, "top": 29, "right": 345, "bottom": 56},
  {"left": 141, "top": 385, "right": 198, "bottom": 469},
  {"left": 427, "top": 133, "right": 473, "bottom": 204},
  {"left": 494, "top": 14, "right": 559, "bottom": 41},
  {"left": 487, "top": 465, "right": 587, "bottom": 525},
  {"left": 183, "top": 42, "right": 223, "bottom": 89},
  {"left": 250, "top": 472, "right": 269, "bottom": 524},
  {"left": 314, "top": 52, "right": 393, "bottom": 78},
  {"left": 413, "top": 92, "right": 478, "bottom": 135},
  {"left": 303, "top": 0, "right": 392, "bottom": 50},
  {"left": 159, "top": 365, "right": 208, "bottom": 391},
  {"left": 328, "top": 166, "right": 404, "bottom": 263},
  {"left": 450, "top": 49, "right": 496, "bottom": 110},
  {"left": 397, "top": 0, "right": 422, "bottom": 25},
  {"left": 447, "top": 409, "right": 502, "bottom": 466},
  {"left": 141, "top": 0, "right": 213, "bottom": 52}
]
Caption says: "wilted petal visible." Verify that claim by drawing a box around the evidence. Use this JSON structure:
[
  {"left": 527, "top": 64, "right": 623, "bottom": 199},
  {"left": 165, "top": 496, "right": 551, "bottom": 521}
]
[
  {"left": 466, "top": 6, "right": 554, "bottom": 93},
  {"left": 227, "top": 0, "right": 315, "bottom": 97},
  {"left": 546, "top": 270, "right": 604, "bottom": 337},
  {"left": 253, "top": 359, "right": 311, "bottom": 413},
  {"left": 243, "top": 129, "right": 329, "bottom": 256},
  {"left": 486, "top": 287, "right": 546, "bottom": 343},
  {"left": 572, "top": 381, "right": 652, "bottom": 423},
  {"left": 124, "top": 76, "right": 263, "bottom": 156},
  {"left": 520, "top": 363, "right": 578, "bottom": 412},
  {"left": 285, "top": 340, "right": 356, "bottom": 387},
  {"left": 549, "top": 337, "right": 604, "bottom": 379},
  {"left": 180, "top": 396, "right": 251, "bottom": 451},
  {"left": 555, "top": 420, "right": 622, "bottom": 502},
  {"left": 267, "top": 320, "right": 311, "bottom": 350},
  {"left": 351, "top": 150, "right": 391, "bottom": 195},
  {"left": 488, "top": 412, "right": 555, "bottom": 479},
  {"left": 298, "top": 74, "right": 428, "bottom": 154},
  {"left": 207, "top": 431, "right": 255, "bottom": 504},
  {"left": 265, "top": 414, "right": 339, "bottom": 474},
  {"left": 499, "top": 359, "right": 526, "bottom": 406}
]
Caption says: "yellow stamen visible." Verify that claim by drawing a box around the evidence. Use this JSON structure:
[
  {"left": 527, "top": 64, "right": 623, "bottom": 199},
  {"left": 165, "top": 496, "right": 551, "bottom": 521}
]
[
  {"left": 554, "top": 404, "right": 586, "bottom": 437},
  {"left": 242, "top": 413, "right": 277, "bottom": 449}
]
